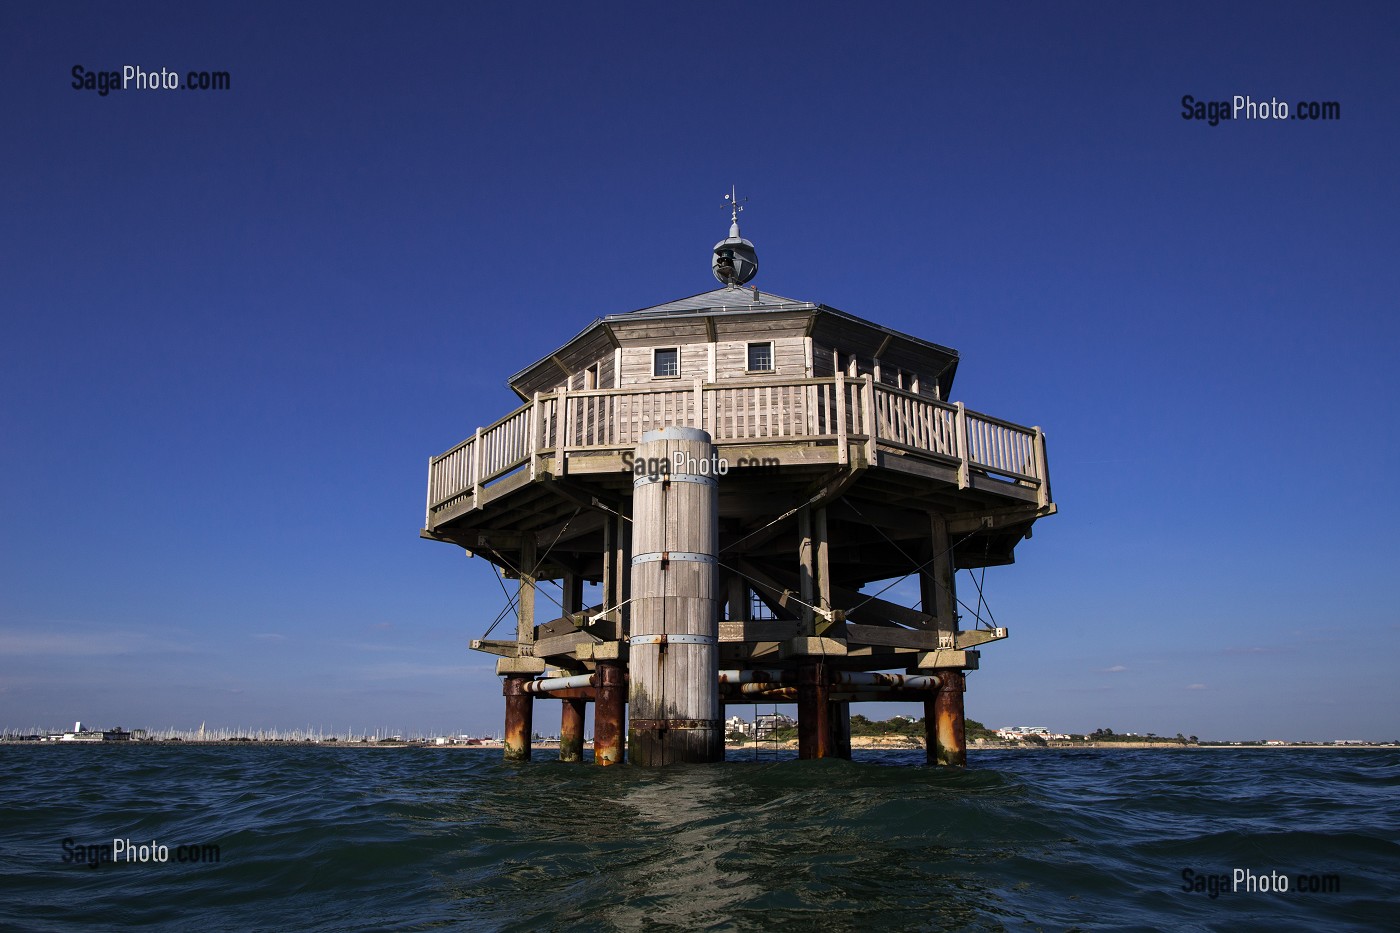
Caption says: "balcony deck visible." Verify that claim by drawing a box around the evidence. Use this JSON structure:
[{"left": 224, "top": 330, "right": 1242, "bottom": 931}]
[{"left": 425, "top": 375, "right": 1051, "bottom": 532}]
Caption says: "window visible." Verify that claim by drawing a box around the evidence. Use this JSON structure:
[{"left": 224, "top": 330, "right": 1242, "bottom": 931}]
[
  {"left": 747, "top": 341, "right": 774, "bottom": 372},
  {"left": 653, "top": 347, "right": 679, "bottom": 378}
]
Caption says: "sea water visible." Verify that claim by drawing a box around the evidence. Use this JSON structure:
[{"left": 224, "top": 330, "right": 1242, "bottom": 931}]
[{"left": 2, "top": 745, "right": 1396, "bottom": 930}]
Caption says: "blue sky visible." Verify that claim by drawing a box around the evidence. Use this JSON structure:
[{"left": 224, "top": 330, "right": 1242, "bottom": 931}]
[{"left": 3, "top": 2, "right": 1397, "bottom": 740}]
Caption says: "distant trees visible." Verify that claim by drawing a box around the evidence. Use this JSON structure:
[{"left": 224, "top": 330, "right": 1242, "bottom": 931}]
[
  {"left": 965, "top": 719, "right": 997, "bottom": 741},
  {"left": 848, "top": 716, "right": 922, "bottom": 737},
  {"left": 1086, "top": 727, "right": 1197, "bottom": 744}
]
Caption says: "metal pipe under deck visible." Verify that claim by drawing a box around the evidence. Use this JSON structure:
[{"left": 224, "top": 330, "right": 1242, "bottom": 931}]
[
  {"left": 720, "top": 689, "right": 948, "bottom": 704},
  {"left": 521, "top": 672, "right": 597, "bottom": 694},
  {"left": 717, "top": 669, "right": 789, "bottom": 684},
  {"left": 717, "top": 670, "right": 942, "bottom": 691},
  {"left": 835, "top": 671, "right": 942, "bottom": 691}
]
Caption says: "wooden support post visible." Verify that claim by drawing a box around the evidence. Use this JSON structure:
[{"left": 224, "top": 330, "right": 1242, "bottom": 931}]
[
  {"left": 1033, "top": 426, "right": 1051, "bottom": 508},
  {"left": 862, "top": 374, "right": 877, "bottom": 464},
  {"left": 814, "top": 507, "right": 831, "bottom": 631},
  {"left": 614, "top": 513, "right": 630, "bottom": 629},
  {"left": 529, "top": 392, "right": 542, "bottom": 480},
  {"left": 926, "top": 670, "right": 967, "bottom": 766},
  {"left": 835, "top": 372, "right": 848, "bottom": 465},
  {"left": 726, "top": 574, "right": 746, "bottom": 622},
  {"left": 562, "top": 570, "right": 582, "bottom": 616},
  {"left": 922, "top": 514, "right": 957, "bottom": 649},
  {"left": 559, "top": 698, "right": 586, "bottom": 763},
  {"left": 628, "top": 427, "right": 722, "bottom": 765},
  {"left": 602, "top": 516, "right": 615, "bottom": 617},
  {"left": 797, "top": 506, "right": 815, "bottom": 634},
  {"left": 518, "top": 535, "right": 537, "bottom": 645},
  {"left": 954, "top": 402, "right": 970, "bottom": 488},
  {"left": 554, "top": 387, "right": 569, "bottom": 475},
  {"left": 594, "top": 660, "right": 626, "bottom": 766},
  {"left": 797, "top": 660, "right": 832, "bottom": 759},
  {"left": 471, "top": 427, "right": 483, "bottom": 503},
  {"left": 502, "top": 675, "right": 534, "bottom": 762},
  {"left": 829, "top": 699, "right": 851, "bottom": 759}
]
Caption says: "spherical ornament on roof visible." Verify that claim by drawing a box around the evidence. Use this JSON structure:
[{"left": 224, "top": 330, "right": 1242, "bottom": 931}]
[{"left": 713, "top": 223, "right": 758, "bottom": 286}]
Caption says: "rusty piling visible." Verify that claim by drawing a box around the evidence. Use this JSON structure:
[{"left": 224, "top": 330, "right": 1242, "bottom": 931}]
[
  {"left": 594, "top": 660, "right": 626, "bottom": 766},
  {"left": 797, "top": 660, "right": 832, "bottom": 759},
  {"left": 927, "top": 669, "right": 967, "bottom": 766},
  {"left": 830, "top": 699, "right": 852, "bottom": 759},
  {"left": 559, "top": 698, "right": 586, "bottom": 763},
  {"left": 502, "top": 674, "right": 534, "bottom": 762}
]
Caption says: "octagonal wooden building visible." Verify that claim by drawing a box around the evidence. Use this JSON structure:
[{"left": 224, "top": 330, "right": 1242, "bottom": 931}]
[{"left": 421, "top": 219, "right": 1055, "bottom": 766}]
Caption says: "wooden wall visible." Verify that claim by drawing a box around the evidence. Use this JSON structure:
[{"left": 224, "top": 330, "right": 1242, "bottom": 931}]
[{"left": 517, "top": 310, "right": 955, "bottom": 398}]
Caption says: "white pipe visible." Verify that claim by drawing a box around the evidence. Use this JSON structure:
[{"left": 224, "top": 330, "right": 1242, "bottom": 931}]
[{"left": 522, "top": 673, "right": 596, "bottom": 694}]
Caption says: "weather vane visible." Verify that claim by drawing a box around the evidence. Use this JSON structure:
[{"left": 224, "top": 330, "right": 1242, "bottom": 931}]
[
  {"left": 713, "top": 185, "right": 758, "bottom": 286},
  {"left": 724, "top": 185, "right": 747, "bottom": 226}
]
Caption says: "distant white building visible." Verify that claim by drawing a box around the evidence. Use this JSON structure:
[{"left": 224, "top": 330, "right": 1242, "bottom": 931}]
[
  {"left": 994, "top": 726, "right": 1070, "bottom": 741},
  {"left": 754, "top": 713, "right": 794, "bottom": 740},
  {"left": 725, "top": 715, "right": 753, "bottom": 737},
  {"left": 58, "top": 722, "right": 130, "bottom": 742}
]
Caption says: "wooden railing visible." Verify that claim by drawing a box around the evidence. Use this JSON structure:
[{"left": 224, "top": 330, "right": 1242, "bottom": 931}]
[{"left": 427, "top": 375, "right": 1048, "bottom": 522}]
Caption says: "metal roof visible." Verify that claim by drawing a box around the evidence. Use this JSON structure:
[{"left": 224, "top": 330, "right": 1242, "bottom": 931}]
[{"left": 609, "top": 286, "right": 813, "bottom": 319}]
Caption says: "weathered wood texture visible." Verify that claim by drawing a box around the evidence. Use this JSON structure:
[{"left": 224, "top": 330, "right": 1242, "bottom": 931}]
[
  {"left": 921, "top": 514, "right": 957, "bottom": 647},
  {"left": 627, "top": 428, "right": 723, "bottom": 765},
  {"left": 425, "top": 377, "right": 1047, "bottom": 529}
]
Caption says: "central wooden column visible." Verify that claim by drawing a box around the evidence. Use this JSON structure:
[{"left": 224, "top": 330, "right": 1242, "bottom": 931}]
[
  {"left": 627, "top": 427, "right": 723, "bottom": 765},
  {"left": 925, "top": 670, "right": 967, "bottom": 766}
]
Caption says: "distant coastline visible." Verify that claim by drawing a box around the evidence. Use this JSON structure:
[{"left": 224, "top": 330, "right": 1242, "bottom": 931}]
[{"left": 3, "top": 737, "right": 1394, "bottom": 750}]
